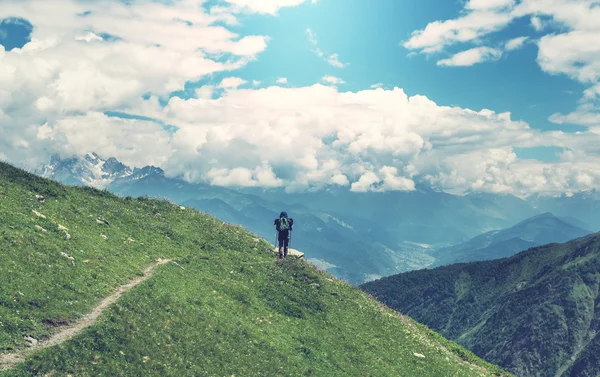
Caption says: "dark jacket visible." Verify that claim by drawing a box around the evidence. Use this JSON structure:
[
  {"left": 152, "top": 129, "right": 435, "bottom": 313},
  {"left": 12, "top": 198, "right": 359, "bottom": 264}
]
[{"left": 274, "top": 211, "right": 294, "bottom": 235}]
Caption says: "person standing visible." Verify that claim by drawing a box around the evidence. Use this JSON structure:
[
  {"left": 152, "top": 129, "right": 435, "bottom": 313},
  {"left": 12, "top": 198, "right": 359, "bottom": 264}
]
[{"left": 274, "top": 211, "right": 294, "bottom": 259}]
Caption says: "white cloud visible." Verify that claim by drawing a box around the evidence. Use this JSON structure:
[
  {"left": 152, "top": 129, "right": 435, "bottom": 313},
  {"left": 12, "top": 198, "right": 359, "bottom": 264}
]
[
  {"left": 584, "top": 83, "right": 600, "bottom": 100},
  {"left": 75, "top": 31, "right": 103, "bottom": 42},
  {"left": 276, "top": 77, "right": 288, "bottom": 84},
  {"left": 306, "top": 28, "right": 318, "bottom": 45},
  {"left": 120, "top": 84, "right": 600, "bottom": 195},
  {"left": 437, "top": 47, "right": 503, "bottom": 66},
  {"left": 252, "top": 80, "right": 261, "bottom": 86},
  {"left": 537, "top": 30, "right": 600, "bottom": 84},
  {"left": 305, "top": 28, "right": 346, "bottom": 66},
  {"left": 34, "top": 112, "right": 173, "bottom": 169},
  {"left": 350, "top": 171, "right": 381, "bottom": 192},
  {"left": 349, "top": 167, "right": 416, "bottom": 192},
  {"left": 505, "top": 36, "right": 529, "bottom": 51},
  {"left": 327, "top": 53, "right": 347, "bottom": 68},
  {"left": 0, "top": 0, "right": 271, "bottom": 118},
  {"left": 219, "top": 77, "right": 248, "bottom": 89},
  {"left": 403, "top": 9, "right": 513, "bottom": 53},
  {"left": 331, "top": 174, "right": 350, "bottom": 186},
  {"left": 3, "top": 0, "right": 600, "bottom": 196},
  {"left": 549, "top": 109, "right": 600, "bottom": 127},
  {"left": 206, "top": 164, "right": 283, "bottom": 187},
  {"left": 195, "top": 85, "right": 214, "bottom": 100},
  {"left": 5, "top": 76, "right": 600, "bottom": 195},
  {"left": 466, "top": 0, "right": 516, "bottom": 10},
  {"left": 379, "top": 166, "right": 416, "bottom": 191},
  {"left": 321, "top": 75, "right": 345, "bottom": 85},
  {"left": 222, "top": 0, "right": 312, "bottom": 15},
  {"left": 405, "top": 0, "right": 600, "bottom": 155},
  {"left": 370, "top": 83, "right": 384, "bottom": 89},
  {"left": 531, "top": 16, "right": 543, "bottom": 31}
]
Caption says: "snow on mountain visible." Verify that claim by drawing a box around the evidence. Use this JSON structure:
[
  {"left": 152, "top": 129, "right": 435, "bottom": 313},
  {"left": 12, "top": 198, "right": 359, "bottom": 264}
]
[{"left": 37, "top": 153, "right": 136, "bottom": 189}]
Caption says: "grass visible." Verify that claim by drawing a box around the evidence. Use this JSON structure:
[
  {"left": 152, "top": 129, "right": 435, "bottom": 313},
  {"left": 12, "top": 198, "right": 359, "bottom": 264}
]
[{"left": 0, "top": 161, "right": 512, "bottom": 376}]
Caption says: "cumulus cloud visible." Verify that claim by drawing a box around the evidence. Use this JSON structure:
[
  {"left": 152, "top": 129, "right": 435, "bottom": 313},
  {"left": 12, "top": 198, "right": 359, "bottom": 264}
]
[
  {"left": 276, "top": 77, "right": 288, "bottom": 84},
  {"left": 206, "top": 164, "right": 284, "bottom": 187},
  {"left": 350, "top": 167, "right": 416, "bottom": 192},
  {"left": 405, "top": 0, "right": 600, "bottom": 162},
  {"left": 466, "top": 0, "right": 516, "bottom": 10},
  {"left": 530, "top": 16, "right": 543, "bottom": 31},
  {"left": 403, "top": 9, "right": 513, "bottom": 53},
  {"left": 327, "top": 53, "right": 347, "bottom": 68},
  {"left": 0, "top": 0, "right": 270, "bottom": 119},
  {"left": 537, "top": 31, "right": 600, "bottom": 85},
  {"left": 331, "top": 174, "right": 350, "bottom": 186},
  {"left": 505, "top": 36, "right": 529, "bottom": 51},
  {"left": 222, "top": 0, "right": 313, "bottom": 15},
  {"left": 351, "top": 171, "right": 381, "bottom": 192},
  {"left": 321, "top": 75, "right": 345, "bottom": 85},
  {"left": 3, "top": 0, "right": 600, "bottom": 196},
  {"left": 116, "top": 84, "right": 600, "bottom": 195},
  {"left": 404, "top": 0, "right": 600, "bottom": 82},
  {"left": 437, "top": 47, "right": 503, "bottom": 66},
  {"left": 6, "top": 73, "right": 600, "bottom": 195},
  {"left": 219, "top": 77, "right": 248, "bottom": 89},
  {"left": 548, "top": 109, "right": 600, "bottom": 127}
]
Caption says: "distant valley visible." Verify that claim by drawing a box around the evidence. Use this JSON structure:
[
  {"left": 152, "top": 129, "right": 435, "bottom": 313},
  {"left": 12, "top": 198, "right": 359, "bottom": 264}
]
[
  {"left": 429, "top": 212, "right": 592, "bottom": 268},
  {"left": 34, "top": 153, "right": 600, "bottom": 284}
]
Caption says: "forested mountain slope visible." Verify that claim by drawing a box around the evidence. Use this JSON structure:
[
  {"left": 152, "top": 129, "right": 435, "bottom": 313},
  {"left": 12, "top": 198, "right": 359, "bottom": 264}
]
[{"left": 362, "top": 233, "right": 600, "bottom": 377}]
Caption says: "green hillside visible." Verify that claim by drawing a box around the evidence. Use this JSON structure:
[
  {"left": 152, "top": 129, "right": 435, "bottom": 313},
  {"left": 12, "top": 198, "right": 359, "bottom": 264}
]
[
  {"left": 361, "top": 234, "right": 600, "bottom": 377},
  {"left": 0, "top": 162, "right": 511, "bottom": 377}
]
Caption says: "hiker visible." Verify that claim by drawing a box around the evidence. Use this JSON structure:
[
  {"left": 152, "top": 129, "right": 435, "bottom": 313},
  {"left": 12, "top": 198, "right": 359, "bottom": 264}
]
[{"left": 274, "top": 211, "right": 294, "bottom": 258}]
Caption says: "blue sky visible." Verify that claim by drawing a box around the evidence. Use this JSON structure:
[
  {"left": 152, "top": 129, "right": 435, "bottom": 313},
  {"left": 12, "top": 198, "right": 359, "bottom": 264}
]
[
  {"left": 0, "top": 0, "right": 599, "bottom": 195},
  {"left": 0, "top": 0, "right": 587, "bottom": 127},
  {"left": 197, "top": 0, "right": 586, "bottom": 134}
]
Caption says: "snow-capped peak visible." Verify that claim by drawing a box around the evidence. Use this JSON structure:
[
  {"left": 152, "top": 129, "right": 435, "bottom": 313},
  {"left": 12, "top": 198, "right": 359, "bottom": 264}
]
[{"left": 37, "top": 153, "right": 138, "bottom": 189}]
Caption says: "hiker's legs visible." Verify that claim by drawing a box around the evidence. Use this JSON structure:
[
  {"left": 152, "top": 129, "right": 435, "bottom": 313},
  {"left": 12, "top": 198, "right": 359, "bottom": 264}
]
[
  {"left": 283, "top": 235, "right": 289, "bottom": 257},
  {"left": 278, "top": 233, "right": 284, "bottom": 258}
]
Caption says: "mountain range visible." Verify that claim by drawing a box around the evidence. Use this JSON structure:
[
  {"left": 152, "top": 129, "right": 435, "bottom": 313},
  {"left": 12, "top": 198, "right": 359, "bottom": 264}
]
[
  {"left": 33, "top": 153, "right": 600, "bottom": 283},
  {"left": 429, "top": 212, "right": 592, "bottom": 267},
  {"left": 361, "top": 233, "right": 600, "bottom": 377}
]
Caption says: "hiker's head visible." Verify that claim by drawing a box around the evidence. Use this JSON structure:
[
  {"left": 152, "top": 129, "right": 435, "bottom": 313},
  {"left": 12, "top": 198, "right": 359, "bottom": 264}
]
[{"left": 280, "top": 211, "right": 288, "bottom": 218}]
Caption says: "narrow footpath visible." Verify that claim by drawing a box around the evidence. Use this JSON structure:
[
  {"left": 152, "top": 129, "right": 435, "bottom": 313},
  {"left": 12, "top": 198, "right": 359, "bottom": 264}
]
[{"left": 0, "top": 258, "right": 173, "bottom": 371}]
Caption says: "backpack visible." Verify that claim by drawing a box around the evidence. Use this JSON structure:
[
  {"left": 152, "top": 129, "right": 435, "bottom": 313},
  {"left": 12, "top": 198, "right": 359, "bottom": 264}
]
[{"left": 278, "top": 217, "right": 290, "bottom": 232}]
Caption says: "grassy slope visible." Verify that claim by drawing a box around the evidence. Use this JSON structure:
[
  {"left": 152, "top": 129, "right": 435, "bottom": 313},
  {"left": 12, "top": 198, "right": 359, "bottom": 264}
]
[
  {"left": 0, "top": 162, "right": 511, "bottom": 377},
  {"left": 361, "top": 235, "right": 600, "bottom": 377}
]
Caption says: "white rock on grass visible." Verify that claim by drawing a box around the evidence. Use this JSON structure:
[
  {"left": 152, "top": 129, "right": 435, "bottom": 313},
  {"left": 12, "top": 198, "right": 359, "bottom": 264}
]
[
  {"left": 24, "top": 336, "right": 38, "bottom": 346},
  {"left": 35, "top": 225, "right": 47, "bottom": 232},
  {"left": 414, "top": 353, "right": 426, "bottom": 358},
  {"left": 32, "top": 210, "right": 46, "bottom": 219},
  {"left": 58, "top": 224, "right": 68, "bottom": 231},
  {"left": 60, "top": 252, "right": 75, "bottom": 261},
  {"left": 101, "top": 234, "right": 108, "bottom": 240}
]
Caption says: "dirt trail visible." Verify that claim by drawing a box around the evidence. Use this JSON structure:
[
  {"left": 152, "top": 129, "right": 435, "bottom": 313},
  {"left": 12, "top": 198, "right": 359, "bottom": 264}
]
[{"left": 0, "top": 258, "right": 173, "bottom": 371}]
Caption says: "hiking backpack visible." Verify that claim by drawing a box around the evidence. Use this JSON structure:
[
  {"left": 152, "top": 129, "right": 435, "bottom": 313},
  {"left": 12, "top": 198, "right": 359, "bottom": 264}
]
[{"left": 278, "top": 216, "right": 290, "bottom": 232}]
